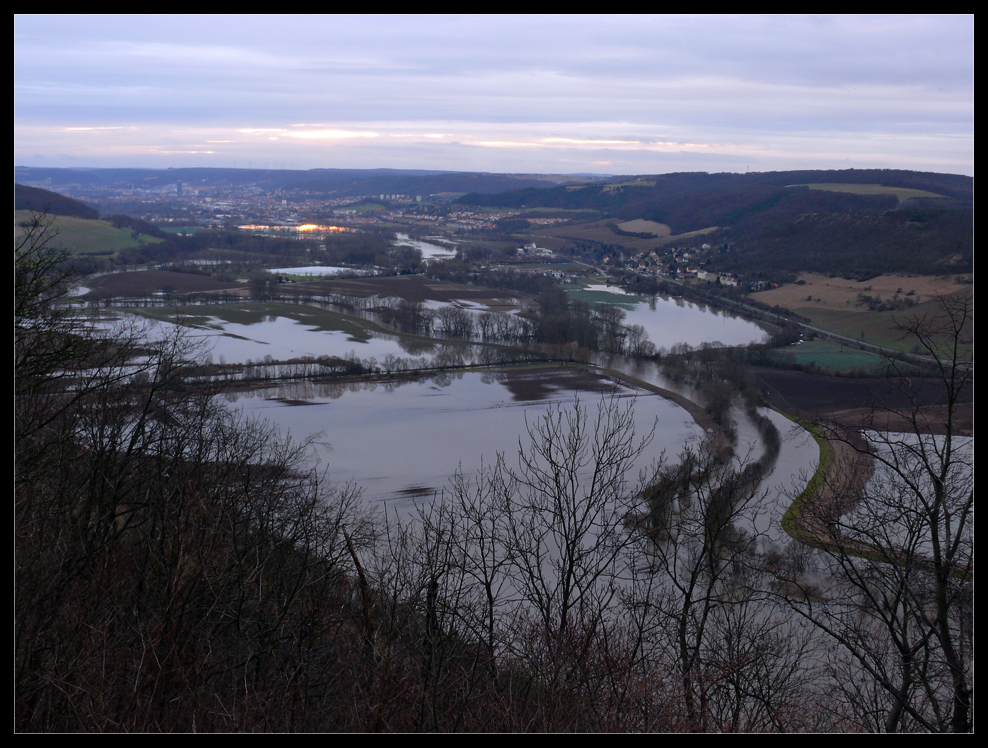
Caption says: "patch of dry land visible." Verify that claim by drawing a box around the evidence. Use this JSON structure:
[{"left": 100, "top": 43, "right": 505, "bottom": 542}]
[
  {"left": 794, "top": 183, "right": 946, "bottom": 202},
  {"left": 540, "top": 220, "right": 717, "bottom": 250},
  {"left": 616, "top": 219, "right": 671, "bottom": 237},
  {"left": 749, "top": 273, "right": 971, "bottom": 312}
]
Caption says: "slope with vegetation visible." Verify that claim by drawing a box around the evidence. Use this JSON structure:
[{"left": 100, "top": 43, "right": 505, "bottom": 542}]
[{"left": 458, "top": 169, "right": 972, "bottom": 280}]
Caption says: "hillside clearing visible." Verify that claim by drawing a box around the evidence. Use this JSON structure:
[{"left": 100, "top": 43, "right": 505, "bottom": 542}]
[
  {"left": 14, "top": 211, "right": 163, "bottom": 255},
  {"left": 616, "top": 219, "right": 671, "bottom": 236},
  {"left": 791, "top": 183, "right": 947, "bottom": 202}
]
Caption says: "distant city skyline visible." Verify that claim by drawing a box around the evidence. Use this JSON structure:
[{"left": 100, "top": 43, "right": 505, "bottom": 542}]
[{"left": 14, "top": 14, "right": 974, "bottom": 177}]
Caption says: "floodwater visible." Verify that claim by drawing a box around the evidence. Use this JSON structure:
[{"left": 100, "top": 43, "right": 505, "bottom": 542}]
[
  {"left": 112, "top": 311, "right": 442, "bottom": 365},
  {"left": 736, "top": 407, "right": 819, "bottom": 542},
  {"left": 593, "top": 352, "right": 817, "bottom": 542},
  {"left": 115, "top": 277, "right": 769, "bottom": 368},
  {"left": 393, "top": 233, "right": 459, "bottom": 262},
  {"left": 846, "top": 431, "right": 973, "bottom": 555},
  {"left": 189, "top": 316, "right": 415, "bottom": 364},
  {"left": 578, "top": 284, "right": 769, "bottom": 349},
  {"left": 110, "top": 295, "right": 815, "bottom": 536},
  {"left": 269, "top": 265, "right": 377, "bottom": 277},
  {"left": 227, "top": 368, "right": 706, "bottom": 520}
]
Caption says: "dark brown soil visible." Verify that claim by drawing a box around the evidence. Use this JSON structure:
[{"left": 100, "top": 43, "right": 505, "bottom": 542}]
[
  {"left": 750, "top": 366, "right": 973, "bottom": 436},
  {"left": 83, "top": 269, "right": 244, "bottom": 299}
]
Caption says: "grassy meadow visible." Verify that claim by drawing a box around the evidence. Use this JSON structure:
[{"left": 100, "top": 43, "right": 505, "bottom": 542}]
[
  {"left": 796, "top": 182, "right": 947, "bottom": 202},
  {"left": 770, "top": 338, "right": 887, "bottom": 373},
  {"left": 15, "top": 210, "right": 163, "bottom": 256}
]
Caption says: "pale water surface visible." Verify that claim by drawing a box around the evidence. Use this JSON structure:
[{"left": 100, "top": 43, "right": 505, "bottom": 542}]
[
  {"left": 580, "top": 284, "right": 768, "bottom": 349},
  {"left": 228, "top": 369, "right": 706, "bottom": 520}
]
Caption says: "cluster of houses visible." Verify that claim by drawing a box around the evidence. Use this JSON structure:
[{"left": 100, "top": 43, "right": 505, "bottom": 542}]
[{"left": 631, "top": 244, "right": 740, "bottom": 287}]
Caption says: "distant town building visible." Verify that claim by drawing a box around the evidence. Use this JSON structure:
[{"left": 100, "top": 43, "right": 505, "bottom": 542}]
[{"left": 517, "top": 242, "right": 553, "bottom": 258}]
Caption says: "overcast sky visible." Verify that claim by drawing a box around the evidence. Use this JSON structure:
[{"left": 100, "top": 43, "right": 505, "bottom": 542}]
[{"left": 14, "top": 14, "right": 974, "bottom": 176}]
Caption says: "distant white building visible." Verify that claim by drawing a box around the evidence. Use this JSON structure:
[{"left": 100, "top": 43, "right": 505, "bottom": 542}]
[{"left": 517, "top": 242, "right": 553, "bottom": 258}]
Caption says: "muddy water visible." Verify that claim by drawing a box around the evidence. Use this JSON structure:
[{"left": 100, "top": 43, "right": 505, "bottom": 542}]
[{"left": 227, "top": 367, "right": 705, "bottom": 519}]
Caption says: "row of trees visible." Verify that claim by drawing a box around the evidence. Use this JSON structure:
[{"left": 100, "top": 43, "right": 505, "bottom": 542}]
[
  {"left": 16, "top": 213, "right": 972, "bottom": 730},
  {"left": 365, "top": 290, "right": 657, "bottom": 358}
]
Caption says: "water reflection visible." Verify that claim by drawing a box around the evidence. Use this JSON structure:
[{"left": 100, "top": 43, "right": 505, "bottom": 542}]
[
  {"left": 394, "top": 233, "right": 459, "bottom": 262},
  {"left": 576, "top": 283, "right": 767, "bottom": 350},
  {"left": 229, "top": 368, "right": 704, "bottom": 518}
]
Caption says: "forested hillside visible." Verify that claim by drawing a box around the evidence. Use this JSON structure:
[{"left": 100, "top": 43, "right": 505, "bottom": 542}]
[
  {"left": 458, "top": 169, "right": 973, "bottom": 279},
  {"left": 15, "top": 183, "right": 99, "bottom": 219}
]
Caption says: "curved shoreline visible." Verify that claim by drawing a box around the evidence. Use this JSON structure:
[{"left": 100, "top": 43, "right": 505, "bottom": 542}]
[{"left": 781, "top": 418, "right": 876, "bottom": 551}]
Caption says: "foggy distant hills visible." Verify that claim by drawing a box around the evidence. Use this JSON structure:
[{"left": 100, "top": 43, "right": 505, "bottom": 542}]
[
  {"left": 14, "top": 165, "right": 971, "bottom": 203},
  {"left": 13, "top": 166, "right": 593, "bottom": 197}
]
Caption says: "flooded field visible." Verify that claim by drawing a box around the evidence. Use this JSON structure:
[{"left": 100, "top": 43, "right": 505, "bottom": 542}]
[
  {"left": 393, "top": 233, "right": 459, "bottom": 262},
  {"left": 112, "top": 303, "right": 449, "bottom": 364},
  {"left": 227, "top": 367, "right": 707, "bottom": 519},
  {"left": 573, "top": 284, "right": 769, "bottom": 349},
  {"left": 107, "top": 292, "right": 817, "bottom": 538},
  {"left": 270, "top": 265, "right": 378, "bottom": 277}
]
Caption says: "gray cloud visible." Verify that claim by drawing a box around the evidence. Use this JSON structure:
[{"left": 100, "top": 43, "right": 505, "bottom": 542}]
[{"left": 14, "top": 14, "right": 973, "bottom": 174}]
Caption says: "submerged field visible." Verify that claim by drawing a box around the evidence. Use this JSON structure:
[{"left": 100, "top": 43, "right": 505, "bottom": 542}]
[{"left": 229, "top": 366, "right": 708, "bottom": 514}]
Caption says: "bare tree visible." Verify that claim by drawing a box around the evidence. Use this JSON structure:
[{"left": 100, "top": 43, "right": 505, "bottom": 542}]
[
  {"left": 491, "top": 396, "right": 660, "bottom": 723},
  {"left": 782, "top": 292, "right": 973, "bottom": 732},
  {"left": 629, "top": 439, "right": 822, "bottom": 731},
  {"left": 16, "top": 214, "right": 367, "bottom": 731}
]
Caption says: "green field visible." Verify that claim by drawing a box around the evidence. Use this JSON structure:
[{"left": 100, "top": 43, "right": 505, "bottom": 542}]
[
  {"left": 15, "top": 211, "right": 163, "bottom": 255},
  {"left": 351, "top": 202, "right": 388, "bottom": 213},
  {"left": 512, "top": 261, "right": 591, "bottom": 273},
  {"left": 565, "top": 286, "right": 642, "bottom": 309},
  {"left": 616, "top": 219, "right": 671, "bottom": 236},
  {"left": 800, "top": 306, "right": 938, "bottom": 354},
  {"left": 159, "top": 226, "right": 214, "bottom": 234},
  {"left": 769, "top": 339, "right": 886, "bottom": 373},
  {"left": 796, "top": 183, "right": 946, "bottom": 202}
]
